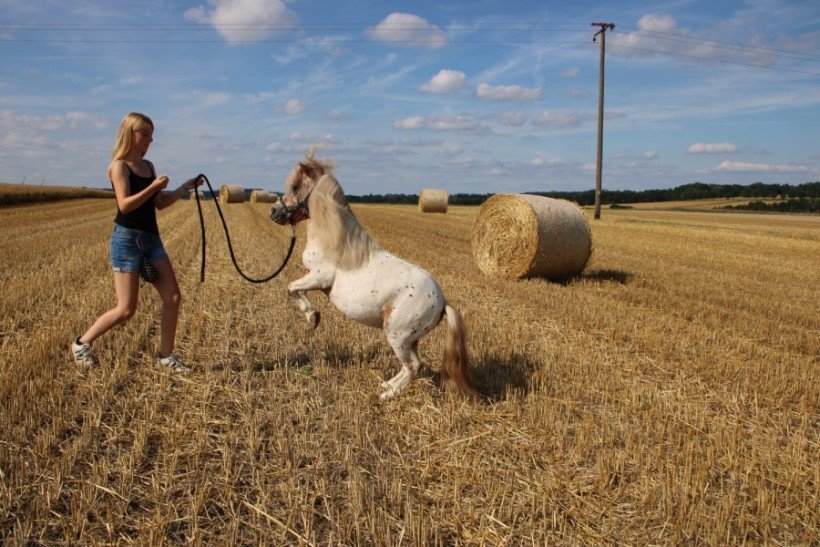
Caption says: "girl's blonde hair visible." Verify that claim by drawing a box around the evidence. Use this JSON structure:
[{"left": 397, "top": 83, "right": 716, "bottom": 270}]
[{"left": 111, "top": 112, "right": 154, "bottom": 160}]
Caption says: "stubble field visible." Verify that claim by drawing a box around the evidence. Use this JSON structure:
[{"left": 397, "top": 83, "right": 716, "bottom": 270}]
[{"left": 0, "top": 198, "right": 817, "bottom": 544}]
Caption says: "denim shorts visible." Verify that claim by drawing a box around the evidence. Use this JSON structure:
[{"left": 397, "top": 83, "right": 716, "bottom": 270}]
[{"left": 110, "top": 224, "right": 168, "bottom": 273}]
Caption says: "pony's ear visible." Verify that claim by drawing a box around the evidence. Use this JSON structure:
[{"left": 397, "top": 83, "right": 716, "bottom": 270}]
[{"left": 299, "top": 162, "right": 317, "bottom": 181}]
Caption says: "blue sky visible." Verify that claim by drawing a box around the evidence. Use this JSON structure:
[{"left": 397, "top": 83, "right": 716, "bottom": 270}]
[{"left": 1, "top": 0, "right": 818, "bottom": 194}]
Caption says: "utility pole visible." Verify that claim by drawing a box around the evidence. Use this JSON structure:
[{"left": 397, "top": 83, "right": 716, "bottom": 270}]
[{"left": 592, "top": 22, "right": 614, "bottom": 220}]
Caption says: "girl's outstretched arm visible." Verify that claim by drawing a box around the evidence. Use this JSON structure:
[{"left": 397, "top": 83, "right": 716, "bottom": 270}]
[{"left": 155, "top": 176, "right": 203, "bottom": 210}]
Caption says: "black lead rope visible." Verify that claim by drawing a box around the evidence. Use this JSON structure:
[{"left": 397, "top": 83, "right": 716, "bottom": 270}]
[{"left": 193, "top": 174, "right": 296, "bottom": 284}]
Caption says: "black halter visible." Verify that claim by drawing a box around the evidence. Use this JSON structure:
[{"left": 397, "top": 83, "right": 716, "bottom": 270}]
[{"left": 281, "top": 186, "right": 314, "bottom": 223}]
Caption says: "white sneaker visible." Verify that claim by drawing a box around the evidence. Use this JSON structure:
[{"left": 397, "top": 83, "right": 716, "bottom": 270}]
[
  {"left": 71, "top": 337, "right": 99, "bottom": 367},
  {"left": 155, "top": 353, "right": 191, "bottom": 373}
]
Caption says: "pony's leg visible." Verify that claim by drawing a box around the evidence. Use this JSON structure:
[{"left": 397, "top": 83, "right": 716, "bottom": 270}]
[
  {"left": 380, "top": 336, "right": 422, "bottom": 401},
  {"left": 288, "top": 271, "right": 329, "bottom": 329}
]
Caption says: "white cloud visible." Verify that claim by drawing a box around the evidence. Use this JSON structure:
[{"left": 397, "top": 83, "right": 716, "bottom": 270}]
[
  {"left": 532, "top": 110, "right": 587, "bottom": 127},
  {"left": 273, "top": 35, "right": 349, "bottom": 64},
  {"left": 687, "top": 142, "right": 738, "bottom": 154},
  {"left": 715, "top": 161, "right": 809, "bottom": 173},
  {"left": 289, "top": 131, "right": 334, "bottom": 145},
  {"left": 637, "top": 14, "right": 676, "bottom": 32},
  {"left": 531, "top": 155, "right": 567, "bottom": 167},
  {"left": 395, "top": 116, "right": 425, "bottom": 130},
  {"left": 489, "top": 112, "right": 527, "bottom": 127},
  {"left": 65, "top": 111, "right": 108, "bottom": 129},
  {"left": 434, "top": 145, "right": 464, "bottom": 158},
  {"left": 420, "top": 69, "right": 466, "bottom": 94},
  {"left": 368, "top": 13, "right": 448, "bottom": 50},
  {"left": 245, "top": 91, "right": 277, "bottom": 103},
  {"left": 561, "top": 67, "right": 580, "bottom": 79},
  {"left": 282, "top": 99, "right": 306, "bottom": 116},
  {"left": 643, "top": 150, "right": 658, "bottom": 160},
  {"left": 394, "top": 114, "right": 489, "bottom": 135},
  {"left": 475, "top": 83, "right": 541, "bottom": 102},
  {"left": 184, "top": 0, "right": 298, "bottom": 43},
  {"left": 0, "top": 109, "right": 106, "bottom": 132},
  {"left": 323, "top": 109, "right": 348, "bottom": 120},
  {"left": 201, "top": 92, "right": 232, "bottom": 107},
  {"left": 90, "top": 85, "right": 114, "bottom": 95}
]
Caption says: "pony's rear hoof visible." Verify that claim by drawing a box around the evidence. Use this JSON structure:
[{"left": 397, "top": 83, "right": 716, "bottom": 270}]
[
  {"left": 307, "top": 310, "right": 320, "bottom": 330},
  {"left": 379, "top": 386, "right": 398, "bottom": 401}
]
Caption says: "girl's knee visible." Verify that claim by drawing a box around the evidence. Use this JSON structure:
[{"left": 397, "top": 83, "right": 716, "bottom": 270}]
[
  {"left": 116, "top": 305, "right": 137, "bottom": 322},
  {"left": 163, "top": 290, "right": 182, "bottom": 309}
]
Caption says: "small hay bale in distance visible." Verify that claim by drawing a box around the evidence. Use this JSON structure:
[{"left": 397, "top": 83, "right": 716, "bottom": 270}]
[
  {"left": 471, "top": 193, "right": 592, "bottom": 281},
  {"left": 250, "top": 190, "right": 279, "bottom": 203},
  {"left": 219, "top": 184, "right": 245, "bottom": 203},
  {"left": 418, "top": 188, "right": 449, "bottom": 213}
]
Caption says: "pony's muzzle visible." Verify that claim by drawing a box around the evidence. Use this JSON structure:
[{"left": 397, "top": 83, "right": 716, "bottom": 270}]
[{"left": 270, "top": 202, "right": 289, "bottom": 225}]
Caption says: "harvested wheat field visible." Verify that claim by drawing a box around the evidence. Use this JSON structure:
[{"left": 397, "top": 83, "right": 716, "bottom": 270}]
[{"left": 0, "top": 199, "right": 817, "bottom": 544}]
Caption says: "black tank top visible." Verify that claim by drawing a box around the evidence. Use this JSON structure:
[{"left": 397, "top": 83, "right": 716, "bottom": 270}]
[{"left": 114, "top": 162, "right": 159, "bottom": 234}]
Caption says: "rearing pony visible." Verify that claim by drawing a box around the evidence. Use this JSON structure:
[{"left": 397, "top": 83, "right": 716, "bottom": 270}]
[{"left": 270, "top": 150, "right": 482, "bottom": 401}]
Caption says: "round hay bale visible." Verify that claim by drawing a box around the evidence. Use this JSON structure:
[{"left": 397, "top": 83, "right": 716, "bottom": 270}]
[
  {"left": 250, "top": 190, "right": 279, "bottom": 203},
  {"left": 471, "top": 193, "right": 592, "bottom": 281},
  {"left": 419, "top": 189, "right": 449, "bottom": 213},
  {"left": 219, "top": 184, "right": 245, "bottom": 203}
]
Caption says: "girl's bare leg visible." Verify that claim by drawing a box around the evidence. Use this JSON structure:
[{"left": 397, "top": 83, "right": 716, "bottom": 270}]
[
  {"left": 80, "top": 272, "right": 140, "bottom": 344},
  {"left": 151, "top": 259, "right": 181, "bottom": 357}
]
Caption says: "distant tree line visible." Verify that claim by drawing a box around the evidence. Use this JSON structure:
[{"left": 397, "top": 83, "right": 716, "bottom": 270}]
[
  {"left": 721, "top": 197, "right": 820, "bottom": 213},
  {"left": 347, "top": 181, "right": 820, "bottom": 206}
]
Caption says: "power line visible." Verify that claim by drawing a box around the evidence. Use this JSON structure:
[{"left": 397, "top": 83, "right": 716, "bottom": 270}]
[
  {"left": 607, "top": 43, "right": 820, "bottom": 76},
  {"left": 2, "top": 23, "right": 818, "bottom": 75},
  {"left": 618, "top": 25, "right": 820, "bottom": 61},
  {"left": 0, "top": 24, "right": 588, "bottom": 31},
  {"left": 0, "top": 37, "right": 583, "bottom": 44},
  {"left": 620, "top": 31, "right": 820, "bottom": 63},
  {"left": 2, "top": 21, "right": 817, "bottom": 61}
]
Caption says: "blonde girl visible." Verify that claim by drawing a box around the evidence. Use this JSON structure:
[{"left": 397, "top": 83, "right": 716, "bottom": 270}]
[{"left": 72, "top": 112, "right": 201, "bottom": 371}]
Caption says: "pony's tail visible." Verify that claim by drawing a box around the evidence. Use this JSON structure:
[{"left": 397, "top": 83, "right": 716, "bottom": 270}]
[{"left": 441, "top": 305, "right": 484, "bottom": 400}]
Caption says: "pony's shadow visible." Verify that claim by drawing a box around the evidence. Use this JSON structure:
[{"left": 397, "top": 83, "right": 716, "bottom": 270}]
[
  {"left": 212, "top": 339, "right": 539, "bottom": 403},
  {"left": 473, "top": 351, "right": 541, "bottom": 401},
  {"left": 417, "top": 350, "right": 540, "bottom": 402}
]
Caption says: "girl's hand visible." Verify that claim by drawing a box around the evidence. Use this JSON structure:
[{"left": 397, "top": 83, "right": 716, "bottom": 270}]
[
  {"left": 183, "top": 175, "right": 204, "bottom": 191},
  {"left": 152, "top": 174, "right": 170, "bottom": 191}
]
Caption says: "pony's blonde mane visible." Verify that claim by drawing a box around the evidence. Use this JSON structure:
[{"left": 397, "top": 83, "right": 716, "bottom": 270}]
[{"left": 291, "top": 150, "right": 377, "bottom": 270}]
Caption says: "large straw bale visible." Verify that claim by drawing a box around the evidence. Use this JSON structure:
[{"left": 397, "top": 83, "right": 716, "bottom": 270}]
[
  {"left": 250, "top": 190, "right": 279, "bottom": 203},
  {"left": 471, "top": 193, "right": 592, "bottom": 280},
  {"left": 220, "top": 184, "right": 245, "bottom": 203},
  {"left": 419, "top": 189, "right": 449, "bottom": 213}
]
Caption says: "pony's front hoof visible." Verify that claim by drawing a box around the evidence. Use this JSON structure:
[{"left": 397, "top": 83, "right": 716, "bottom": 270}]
[{"left": 307, "top": 310, "right": 321, "bottom": 330}]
